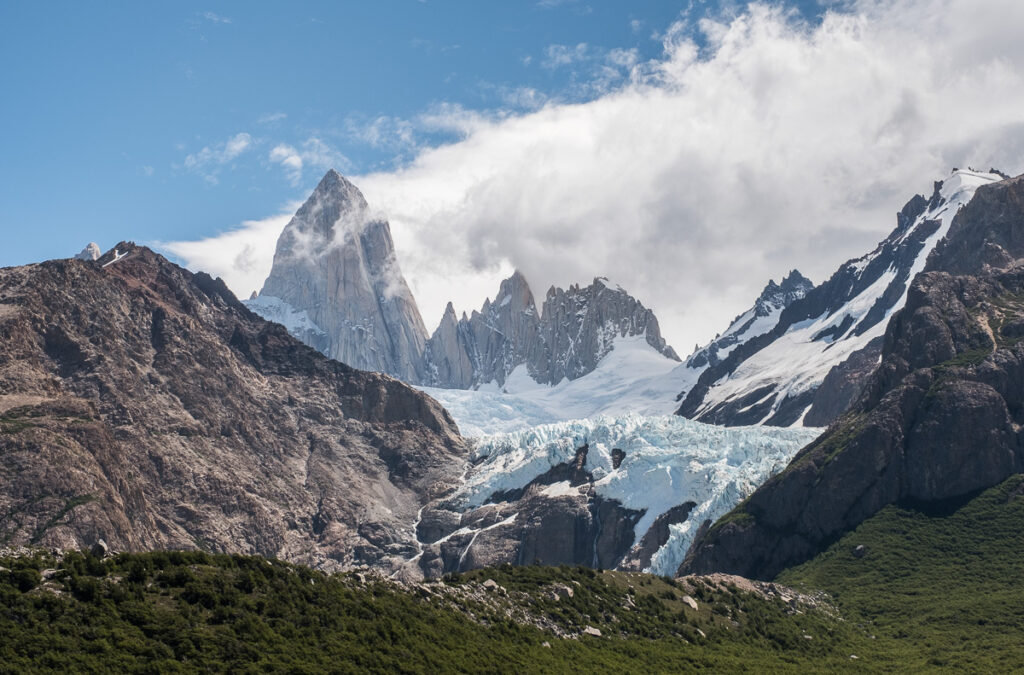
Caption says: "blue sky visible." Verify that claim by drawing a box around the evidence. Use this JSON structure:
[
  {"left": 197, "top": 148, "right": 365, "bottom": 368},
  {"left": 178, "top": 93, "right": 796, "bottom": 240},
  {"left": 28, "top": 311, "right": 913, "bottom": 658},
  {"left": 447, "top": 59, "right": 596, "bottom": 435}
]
[
  {"left": 3, "top": 1, "right": 1022, "bottom": 348},
  {"left": 0, "top": 0, "right": 830, "bottom": 266}
]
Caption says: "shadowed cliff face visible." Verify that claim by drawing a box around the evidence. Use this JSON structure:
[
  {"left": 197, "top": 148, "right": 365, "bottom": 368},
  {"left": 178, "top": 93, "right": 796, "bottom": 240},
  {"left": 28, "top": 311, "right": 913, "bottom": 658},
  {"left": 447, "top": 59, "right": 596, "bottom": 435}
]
[
  {"left": 0, "top": 243, "right": 467, "bottom": 573},
  {"left": 681, "top": 174, "right": 1024, "bottom": 580}
]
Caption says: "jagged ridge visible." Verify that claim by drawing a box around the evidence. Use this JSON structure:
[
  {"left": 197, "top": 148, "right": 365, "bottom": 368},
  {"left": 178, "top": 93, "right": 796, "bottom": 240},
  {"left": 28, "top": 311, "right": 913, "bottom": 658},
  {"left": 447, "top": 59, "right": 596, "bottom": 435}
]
[{"left": 682, "top": 171, "right": 1024, "bottom": 580}]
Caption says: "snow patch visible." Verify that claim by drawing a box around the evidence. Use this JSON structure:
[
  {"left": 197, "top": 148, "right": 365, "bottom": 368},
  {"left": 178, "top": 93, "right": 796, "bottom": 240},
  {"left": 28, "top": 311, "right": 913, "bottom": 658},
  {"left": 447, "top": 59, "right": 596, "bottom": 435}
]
[
  {"left": 244, "top": 295, "right": 327, "bottom": 339},
  {"left": 540, "top": 481, "right": 580, "bottom": 498},
  {"left": 420, "top": 335, "right": 699, "bottom": 437}
]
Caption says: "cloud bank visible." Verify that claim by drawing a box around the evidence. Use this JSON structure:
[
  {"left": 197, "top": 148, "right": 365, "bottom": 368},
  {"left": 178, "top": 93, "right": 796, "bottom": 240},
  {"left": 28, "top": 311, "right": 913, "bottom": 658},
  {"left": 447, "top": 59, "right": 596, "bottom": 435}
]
[{"left": 164, "top": 0, "right": 1024, "bottom": 351}]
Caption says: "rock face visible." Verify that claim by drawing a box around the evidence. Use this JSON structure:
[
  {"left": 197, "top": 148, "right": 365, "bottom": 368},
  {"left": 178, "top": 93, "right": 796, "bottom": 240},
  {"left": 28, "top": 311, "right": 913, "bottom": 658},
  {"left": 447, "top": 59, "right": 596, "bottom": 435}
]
[
  {"left": 255, "top": 170, "right": 429, "bottom": 382},
  {"left": 681, "top": 172, "right": 1024, "bottom": 580},
  {"left": 408, "top": 445, "right": 646, "bottom": 577},
  {"left": 0, "top": 243, "right": 467, "bottom": 572},
  {"left": 535, "top": 278, "right": 679, "bottom": 384},
  {"left": 678, "top": 170, "right": 1004, "bottom": 427},
  {"left": 424, "top": 275, "right": 679, "bottom": 389},
  {"left": 424, "top": 271, "right": 545, "bottom": 389}
]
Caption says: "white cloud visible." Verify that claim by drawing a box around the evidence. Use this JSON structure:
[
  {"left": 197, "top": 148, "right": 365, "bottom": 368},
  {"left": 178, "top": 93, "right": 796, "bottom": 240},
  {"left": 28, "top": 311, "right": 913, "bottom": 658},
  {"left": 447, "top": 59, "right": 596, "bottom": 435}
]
[
  {"left": 543, "top": 43, "right": 592, "bottom": 69},
  {"left": 606, "top": 47, "right": 640, "bottom": 69},
  {"left": 202, "top": 11, "right": 232, "bottom": 24},
  {"left": 183, "top": 132, "right": 254, "bottom": 184},
  {"left": 158, "top": 206, "right": 300, "bottom": 299},
  {"left": 166, "top": 0, "right": 1024, "bottom": 352},
  {"left": 257, "top": 112, "right": 287, "bottom": 125},
  {"left": 268, "top": 137, "right": 350, "bottom": 185}
]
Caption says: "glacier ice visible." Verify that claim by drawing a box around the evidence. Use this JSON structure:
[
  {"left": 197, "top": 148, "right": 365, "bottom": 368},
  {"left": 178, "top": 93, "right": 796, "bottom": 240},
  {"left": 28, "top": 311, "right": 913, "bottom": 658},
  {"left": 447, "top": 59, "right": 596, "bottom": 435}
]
[{"left": 454, "top": 413, "right": 821, "bottom": 576}]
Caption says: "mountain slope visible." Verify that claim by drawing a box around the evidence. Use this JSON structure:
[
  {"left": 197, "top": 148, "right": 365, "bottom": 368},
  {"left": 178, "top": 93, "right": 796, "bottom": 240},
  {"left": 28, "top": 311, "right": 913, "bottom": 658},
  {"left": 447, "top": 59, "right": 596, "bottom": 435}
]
[
  {"left": 777, "top": 474, "right": 1024, "bottom": 672},
  {"left": 681, "top": 171, "right": 1024, "bottom": 579},
  {"left": 0, "top": 243, "right": 466, "bottom": 571},
  {"left": 678, "top": 169, "right": 1005, "bottom": 427},
  {"left": 685, "top": 270, "right": 813, "bottom": 372},
  {"left": 254, "top": 170, "right": 429, "bottom": 382}
]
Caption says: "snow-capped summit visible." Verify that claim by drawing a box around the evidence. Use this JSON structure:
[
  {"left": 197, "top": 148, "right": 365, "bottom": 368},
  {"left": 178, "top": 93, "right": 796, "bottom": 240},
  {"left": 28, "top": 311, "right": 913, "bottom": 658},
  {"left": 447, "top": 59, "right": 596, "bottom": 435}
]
[
  {"left": 74, "top": 243, "right": 102, "bottom": 261},
  {"left": 677, "top": 168, "right": 1007, "bottom": 427},
  {"left": 248, "top": 170, "right": 429, "bottom": 382},
  {"left": 756, "top": 270, "right": 814, "bottom": 315}
]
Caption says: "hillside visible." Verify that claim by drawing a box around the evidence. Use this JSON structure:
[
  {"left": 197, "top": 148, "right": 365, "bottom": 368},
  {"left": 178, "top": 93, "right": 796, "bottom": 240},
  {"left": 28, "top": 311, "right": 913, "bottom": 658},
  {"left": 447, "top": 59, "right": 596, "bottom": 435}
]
[
  {"left": 5, "top": 476, "right": 1024, "bottom": 673},
  {"left": 0, "top": 548, "right": 863, "bottom": 672},
  {"left": 0, "top": 243, "right": 466, "bottom": 572},
  {"left": 779, "top": 474, "right": 1024, "bottom": 672}
]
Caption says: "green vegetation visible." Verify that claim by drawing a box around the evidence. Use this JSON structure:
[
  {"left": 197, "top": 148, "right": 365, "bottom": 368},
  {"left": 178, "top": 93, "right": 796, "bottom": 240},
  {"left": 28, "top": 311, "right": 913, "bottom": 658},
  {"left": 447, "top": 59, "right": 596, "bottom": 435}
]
[
  {"left": 5, "top": 477, "right": 1024, "bottom": 672},
  {"left": 780, "top": 474, "right": 1024, "bottom": 672},
  {"left": 0, "top": 550, "right": 862, "bottom": 673},
  {"left": 933, "top": 345, "right": 994, "bottom": 371}
]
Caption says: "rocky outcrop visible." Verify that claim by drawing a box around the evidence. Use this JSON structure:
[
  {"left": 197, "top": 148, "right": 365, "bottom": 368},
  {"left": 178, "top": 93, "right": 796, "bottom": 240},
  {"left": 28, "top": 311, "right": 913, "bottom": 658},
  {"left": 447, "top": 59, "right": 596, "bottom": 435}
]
[
  {"left": 424, "top": 271, "right": 544, "bottom": 388},
  {"left": 408, "top": 446, "right": 645, "bottom": 577},
  {"left": 535, "top": 278, "right": 679, "bottom": 384},
  {"left": 424, "top": 275, "right": 679, "bottom": 389},
  {"left": 255, "top": 170, "right": 429, "bottom": 382},
  {"left": 0, "top": 243, "right": 467, "bottom": 572},
  {"left": 681, "top": 172, "right": 1024, "bottom": 580},
  {"left": 678, "top": 170, "right": 1004, "bottom": 428}
]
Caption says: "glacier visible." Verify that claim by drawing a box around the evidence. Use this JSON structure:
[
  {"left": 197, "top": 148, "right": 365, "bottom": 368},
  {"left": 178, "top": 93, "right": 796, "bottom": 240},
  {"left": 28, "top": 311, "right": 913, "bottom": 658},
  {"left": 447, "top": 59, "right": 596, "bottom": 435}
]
[{"left": 453, "top": 414, "right": 821, "bottom": 576}]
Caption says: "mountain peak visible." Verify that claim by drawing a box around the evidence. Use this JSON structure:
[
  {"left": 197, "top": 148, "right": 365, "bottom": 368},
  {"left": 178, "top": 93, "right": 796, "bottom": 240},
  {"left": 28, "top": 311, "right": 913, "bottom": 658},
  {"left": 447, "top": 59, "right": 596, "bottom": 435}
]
[
  {"left": 780, "top": 269, "right": 813, "bottom": 292},
  {"left": 255, "top": 174, "right": 428, "bottom": 381},
  {"left": 303, "top": 169, "right": 369, "bottom": 218},
  {"left": 756, "top": 270, "right": 812, "bottom": 308}
]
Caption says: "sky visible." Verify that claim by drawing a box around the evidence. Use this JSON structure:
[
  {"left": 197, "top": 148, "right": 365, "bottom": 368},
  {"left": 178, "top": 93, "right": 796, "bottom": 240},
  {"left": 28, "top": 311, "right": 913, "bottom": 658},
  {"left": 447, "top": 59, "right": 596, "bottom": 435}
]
[{"left": 3, "top": 0, "right": 1024, "bottom": 352}]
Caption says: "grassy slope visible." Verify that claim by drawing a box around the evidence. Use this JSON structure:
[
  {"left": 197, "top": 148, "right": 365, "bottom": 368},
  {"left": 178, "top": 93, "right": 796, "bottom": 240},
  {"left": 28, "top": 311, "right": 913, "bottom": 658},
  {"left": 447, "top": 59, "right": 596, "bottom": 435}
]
[
  {"left": 3, "top": 476, "right": 1023, "bottom": 673},
  {"left": 779, "top": 474, "right": 1024, "bottom": 673}
]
